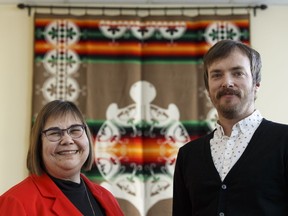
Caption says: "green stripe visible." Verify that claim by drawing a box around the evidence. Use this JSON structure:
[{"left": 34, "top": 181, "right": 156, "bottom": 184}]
[{"left": 35, "top": 57, "right": 203, "bottom": 64}]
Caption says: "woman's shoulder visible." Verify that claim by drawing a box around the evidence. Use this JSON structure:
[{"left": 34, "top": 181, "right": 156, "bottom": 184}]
[
  {"left": 0, "top": 176, "right": 36, "bottom": 197},
  {"left": 0, "top": 175, "right": 40, "bottom": 211}
]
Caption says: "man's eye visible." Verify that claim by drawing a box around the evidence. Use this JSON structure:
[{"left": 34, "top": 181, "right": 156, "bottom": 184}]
[
  {"left": 211, "top": 73, "right": 221, "bottom": 78},
  {"left": 234, "top": 71, "right": 244, "bottom": 76}
]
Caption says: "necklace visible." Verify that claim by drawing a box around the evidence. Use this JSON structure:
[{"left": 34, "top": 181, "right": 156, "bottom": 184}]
[{"left": 83, "top": 179, "right": 96, "bottom": 216}]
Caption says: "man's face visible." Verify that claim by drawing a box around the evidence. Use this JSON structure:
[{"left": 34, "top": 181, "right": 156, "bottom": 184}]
[{"left": 207, "top": 48, "right": 259, "bottom": 120}]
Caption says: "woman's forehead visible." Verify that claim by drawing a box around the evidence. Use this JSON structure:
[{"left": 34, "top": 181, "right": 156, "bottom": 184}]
[{"left": 45, "top": 112, "right": 81, "bottom": 125}]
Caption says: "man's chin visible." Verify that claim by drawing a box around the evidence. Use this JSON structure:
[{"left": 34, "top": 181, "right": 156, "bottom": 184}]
[{"left": 219, "top": 106, "right": 239, "bottom": 119}]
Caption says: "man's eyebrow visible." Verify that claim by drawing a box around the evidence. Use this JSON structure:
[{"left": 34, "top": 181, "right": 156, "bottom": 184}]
[
  {"left": 210, "top": 66, "right": 244, "bottom": 72},
  {"left": 231, "top": 66, "right": 245, "bottom": 70},
  {"left": 209, "top": 69, "right": 222, "bottom": 73}
]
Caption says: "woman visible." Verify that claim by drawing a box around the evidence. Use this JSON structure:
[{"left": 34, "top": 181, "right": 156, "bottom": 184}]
[{"left": 0, "top": 100, "right": 124, "bottom": 216}]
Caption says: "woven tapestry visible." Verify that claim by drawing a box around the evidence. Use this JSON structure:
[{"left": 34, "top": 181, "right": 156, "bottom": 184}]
[{"left": 32, "top": 13, "right": 250, "bottom": 216}]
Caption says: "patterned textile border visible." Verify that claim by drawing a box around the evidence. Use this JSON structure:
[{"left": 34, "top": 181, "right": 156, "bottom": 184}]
[{"left": 32, "top": 13, "right": 250, "bottom": 216}]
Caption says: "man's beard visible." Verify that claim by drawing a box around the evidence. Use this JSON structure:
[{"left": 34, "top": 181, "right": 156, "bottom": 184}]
[
  {"left": 218, "top": 104, "right": 239, "bottom": 119},
  {"left": 216, "top": 88, "right": 242, "bottom": 119}
]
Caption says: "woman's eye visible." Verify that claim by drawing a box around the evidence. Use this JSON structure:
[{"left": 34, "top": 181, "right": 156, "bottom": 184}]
[
  {"left": 70, "top": 129, "right": 80, "bottom": 134},
  {"left": 69, "top": 126, "right": 83, "bottom": 135},
  {"left": 47, "top": 130, "right": 61, "bottom": 136}
]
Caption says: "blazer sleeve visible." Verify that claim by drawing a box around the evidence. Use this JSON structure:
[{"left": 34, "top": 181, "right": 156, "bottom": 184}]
[
  {"left": 172, "top": 147, "right": 192, "bottom": 216},
  {"left": 0, "top": 195, "right": 26, "bottom": 215}
]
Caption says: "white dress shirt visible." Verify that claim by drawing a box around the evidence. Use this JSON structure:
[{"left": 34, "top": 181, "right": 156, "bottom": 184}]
[{"left": 210, "top": 110, "right": 263, "bottom": 181}]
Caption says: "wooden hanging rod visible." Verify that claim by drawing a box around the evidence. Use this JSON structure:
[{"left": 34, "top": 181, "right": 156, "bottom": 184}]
[{"left": 17, "top": 3, "right": 267, "bottom": 17}]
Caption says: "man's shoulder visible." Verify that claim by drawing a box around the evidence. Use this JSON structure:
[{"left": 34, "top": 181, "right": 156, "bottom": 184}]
[
  {"left": 179, "top": 132, "right": 214, "bottom": 152},
  {"left": 260, "top": 118, "right": 288, "bottom": 131}
]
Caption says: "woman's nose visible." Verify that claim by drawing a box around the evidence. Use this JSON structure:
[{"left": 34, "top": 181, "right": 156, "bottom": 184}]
[{"left": 60, "top": 131, "right": 74, "bottom": 144}]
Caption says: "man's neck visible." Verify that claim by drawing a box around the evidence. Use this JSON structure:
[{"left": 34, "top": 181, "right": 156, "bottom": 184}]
[
  {"left": 218, "top": 112, "right": 254, "bottom": 136},
  {"left": 217, "top": 118, "right": 239, "bottom": 137}
]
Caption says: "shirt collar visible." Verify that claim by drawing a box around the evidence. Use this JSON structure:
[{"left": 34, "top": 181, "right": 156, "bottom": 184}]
[{"left": 215, "top": 110, "right": 263, "bottom": 138}]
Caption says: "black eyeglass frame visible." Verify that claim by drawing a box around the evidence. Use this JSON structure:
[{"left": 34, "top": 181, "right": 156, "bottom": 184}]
[{"left": 41, "top": 124, "right": 86, "bottom": 142}]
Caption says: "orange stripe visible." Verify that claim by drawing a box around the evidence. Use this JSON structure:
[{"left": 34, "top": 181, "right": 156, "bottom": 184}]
[
  {"left": 35, "top": 41, "right": 210, "bottom": 56},
  {"left": 35, "top": 18, "right": 101, "bottom": 26},
  {"left": 97, "top": 137, "right": 178, "bottom": 163},
  {"left": 186, "top": 19, "right": 248, "bottom": 29}
]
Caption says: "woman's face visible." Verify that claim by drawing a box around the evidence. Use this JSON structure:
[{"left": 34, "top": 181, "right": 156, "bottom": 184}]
[{"left": 41, "top": 112, "right": 89, "bottom": 182}]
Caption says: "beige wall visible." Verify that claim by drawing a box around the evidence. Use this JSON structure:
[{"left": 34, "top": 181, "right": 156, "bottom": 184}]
[
  {"left": 0, "top": 4, "right": 287, "bottom": 194},
  {"left": 250, "top": 7, "right": 288, "bottom": 125},
  {"left": 0, "top": 5, "right": 32, "bottom": 194}
]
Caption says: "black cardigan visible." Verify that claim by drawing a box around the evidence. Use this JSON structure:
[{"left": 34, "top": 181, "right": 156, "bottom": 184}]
[{"left": 173, "top": 119, "right": 288, "bottom": 216}]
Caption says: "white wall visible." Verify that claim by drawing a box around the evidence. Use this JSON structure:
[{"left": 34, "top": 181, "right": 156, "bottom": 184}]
[{"left": 0, "top": 4, "right": 287, "bottom": 194}]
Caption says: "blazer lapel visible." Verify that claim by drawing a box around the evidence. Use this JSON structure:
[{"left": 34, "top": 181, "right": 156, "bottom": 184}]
[
  {"left": 81, "top": 174, "right": 124, "bottom": 216},
  {"left": 31, "top": 173, "right": 83, "bottom": 216}
]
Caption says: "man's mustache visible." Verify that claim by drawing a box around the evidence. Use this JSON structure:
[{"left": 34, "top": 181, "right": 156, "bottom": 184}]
[{"left": 216, "top": 88, "right": 241, "bottom": 99}]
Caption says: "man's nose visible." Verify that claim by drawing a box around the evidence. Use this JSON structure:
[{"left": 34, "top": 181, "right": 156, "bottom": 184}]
[{"left": 221, "top": 74, "right": 234, "bottom": 88}]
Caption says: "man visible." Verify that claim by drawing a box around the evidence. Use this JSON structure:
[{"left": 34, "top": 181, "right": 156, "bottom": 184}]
[{"left": 172, "top": 40, "right": 288, "bottom": 216}]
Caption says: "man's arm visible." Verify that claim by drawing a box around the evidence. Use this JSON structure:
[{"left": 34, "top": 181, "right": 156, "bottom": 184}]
[{"left": 172, "top": 148, "right": 192, "bottom": 216}]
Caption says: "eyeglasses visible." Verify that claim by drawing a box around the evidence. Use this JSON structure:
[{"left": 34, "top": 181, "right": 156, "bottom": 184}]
[{"left": 42, "top": 124, "right": 86, "bottom": 142}]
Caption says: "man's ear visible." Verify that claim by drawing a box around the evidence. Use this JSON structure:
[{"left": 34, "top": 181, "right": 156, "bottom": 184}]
[
  {"left": 206, "top": 89, "right": 211, "bottom": 100},
  {"left": 255, "top": 83, "right": 260, "bottom": 92}
]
